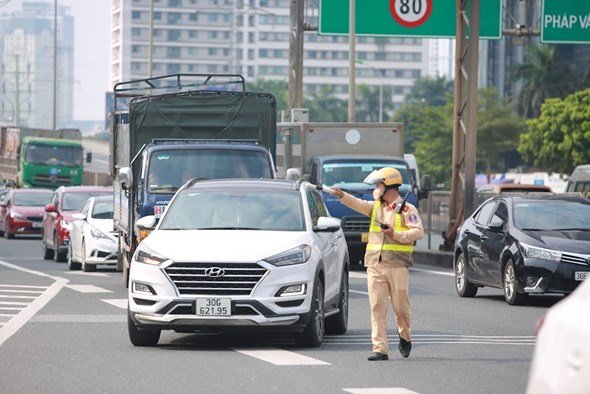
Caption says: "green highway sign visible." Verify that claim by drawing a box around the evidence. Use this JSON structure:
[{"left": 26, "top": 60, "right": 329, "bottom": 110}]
[
  {"left": 319, "top": 0, "right": 502, "bottom": 39},
  {"left": 541, "top": 1, "right": 590, "bottom": 44}
]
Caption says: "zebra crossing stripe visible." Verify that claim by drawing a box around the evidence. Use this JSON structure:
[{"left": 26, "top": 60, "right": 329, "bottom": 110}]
[{"left": 234, "top": 347, "right": 331, "bottom": 366}]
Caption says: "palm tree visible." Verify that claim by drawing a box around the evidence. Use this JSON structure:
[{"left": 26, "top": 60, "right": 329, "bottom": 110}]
[{"left": 513, "top": 45, "right": 577, "bottom": 118}]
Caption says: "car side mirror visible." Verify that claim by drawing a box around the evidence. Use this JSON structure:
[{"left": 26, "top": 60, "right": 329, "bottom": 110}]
[
  {"left": 285, "top": 168, "right": 301, "bottom": 181},
  {"left": 86, "top": 151, "right": 93, "bottom": 163},
  {"left": 136, "top": 215, "right": 157, "bottom": 231},
  {"left": 0, "top": 201, "right": 6, "bottom": 208},
  {"left": 314, "top": 217, "right": 341, "bottom": 232},
  {"left": 118, "top": 167, "right": 133, "bottom": 190},
  {"left": 72, "top": 213, "right": 86, "bottom": 221},
  {"left": 486, "top": 217, "right": 504, "bottom": 232},
  {"left": 44, "top": 204, "right": 56, "bottom": 213},
  {"left": 421, "top": 174, "right": 432, "bottom": 191}
]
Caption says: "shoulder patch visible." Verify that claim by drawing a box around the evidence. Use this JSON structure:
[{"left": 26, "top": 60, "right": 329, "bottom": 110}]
[{"left": 408, "top": 213, "right": 419, "bottom": 224}]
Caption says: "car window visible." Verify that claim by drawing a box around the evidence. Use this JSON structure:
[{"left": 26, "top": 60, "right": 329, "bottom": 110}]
[
  {"left": 62, "top": 192, "right": 111, "bottom": 211},
  {"left": 306, "top": 190, "right": 320, "bottom": 226},
  {"left": 514, "top": 200, "right": 590, "bottom": 230},
  {"left": 81, "top": 201, "right": 90, "bottom": 216},
  {"left": 474, "top": 201, "right": 496, "bottom": 226},
  {"left": 91, "top": 200, "right": 114, "bottom": 219},
  {"left": 159, "top": 188, "right": 304, "bottom": 231},
  {"left": 491, "top": 202, "right": 508, "bottom": 224},
  {"left": 12, "top": 192, "right": 52, "bottom": 207},
  {"left": 574, "top": 181, "right": 590, "bottom": 193},
  {"left": 311, "top": 190, "right": 328, "bottom": 217}
]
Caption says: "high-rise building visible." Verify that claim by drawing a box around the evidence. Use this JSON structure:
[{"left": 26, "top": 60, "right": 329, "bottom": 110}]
[
  {"left": 0, "top": 1, "right": 74, "bottom": 129},
  {"left": 110, "top": 0, "right": 429, "bottom": 114}
]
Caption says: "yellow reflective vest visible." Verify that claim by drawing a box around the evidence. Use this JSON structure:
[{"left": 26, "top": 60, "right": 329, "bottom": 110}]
[{"left": 365, "top": 200, "right": 413, "bottom": 265}]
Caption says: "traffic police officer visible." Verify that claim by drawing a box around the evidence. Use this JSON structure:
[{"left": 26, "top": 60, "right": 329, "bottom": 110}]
[{"left": 328, "top": 167, "right": 424, "bottom": 361}]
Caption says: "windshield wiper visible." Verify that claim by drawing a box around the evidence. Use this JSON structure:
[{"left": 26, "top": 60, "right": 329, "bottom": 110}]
[
  {"left": 520, "top": 228, "right": 546, "bottom": 231},
  {"left": 554, "top": 228, "right": 589, "bottom": 231},
  {"left": 149, "top": 186, "right": 179, "bottom": 192}
]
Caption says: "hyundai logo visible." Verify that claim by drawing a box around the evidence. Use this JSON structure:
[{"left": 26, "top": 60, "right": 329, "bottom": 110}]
[{"left": 205, "top": 267, "right": 226, "bottom": 278}]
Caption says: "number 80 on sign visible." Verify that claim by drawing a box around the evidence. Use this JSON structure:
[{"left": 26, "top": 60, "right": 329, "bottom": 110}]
[{"left": 390, "top": 0, "right": 433, "bottom": 28}]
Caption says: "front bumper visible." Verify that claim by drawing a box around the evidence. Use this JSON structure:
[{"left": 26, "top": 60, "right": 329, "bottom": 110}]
[
  {"left": 522, "top": 254, "right": 590, "bottom": 294},
  {"left": 7, "top": 218, "right": 43, "bottom": 235},
  {"left": 128, "top": 258, "right": 315, "bottom": 332},
  {"left": 84, "top": 239, "right": 117, "bottom": 265}
]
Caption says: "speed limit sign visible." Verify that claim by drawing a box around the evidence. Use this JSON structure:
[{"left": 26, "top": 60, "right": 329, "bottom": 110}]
[{"left": 389, "top": 0, "right": 433, "bottom": 28}]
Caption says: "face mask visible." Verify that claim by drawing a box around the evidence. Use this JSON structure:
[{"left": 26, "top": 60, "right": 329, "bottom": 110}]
[{"left": 373, "top": 185, "right": 385, "bottom": 201}]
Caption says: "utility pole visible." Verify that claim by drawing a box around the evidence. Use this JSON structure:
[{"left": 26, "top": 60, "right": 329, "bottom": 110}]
[
  {"left": 148, "top": 0, "right": 154, "bottom": 78},
  {"left": 52, "top": 0, "right": 58, "bottom": 130},
  {"left": 347, "top": 0, "right": 356, "bottom": 122},
  {"left": 443, "top": 0, "right": 481, "bottom": 250},
  {"left": 288, "top": 0, "right": 304, "bottom": 113}
]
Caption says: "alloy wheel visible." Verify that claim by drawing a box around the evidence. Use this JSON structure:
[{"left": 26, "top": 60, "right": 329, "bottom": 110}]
[
  {"left": 456, "top": 255, "right": 465, "bottom": 292},
  {"left": 504, "top": 264, "right": 516, "bottom": 300}
]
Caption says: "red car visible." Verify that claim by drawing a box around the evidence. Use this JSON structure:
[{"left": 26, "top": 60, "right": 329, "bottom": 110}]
[
  {"left": 0, "top": 188, "right": 53, "bottom": 238},
  {"left": 42, "top": 185, "right": 112, "bottom": 262}
]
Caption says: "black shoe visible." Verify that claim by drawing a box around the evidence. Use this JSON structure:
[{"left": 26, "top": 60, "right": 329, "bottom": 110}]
[
  {"left": 367, "top": 352, "right": 389, "bottom": 361},
  {"left": 398, "top": 335, "right": 412, "bottom": 358}
]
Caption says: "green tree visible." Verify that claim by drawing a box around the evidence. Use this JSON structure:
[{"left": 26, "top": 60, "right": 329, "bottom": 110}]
[
  {"left": 303, "top": 86, "right": 347, "bottom": 122},
  {"left": 248, "top": 78, "right": 289, "bottom": 115},
  {"left": 518, "top": 89, "right": 590, "bottom": 174},
  {"left": 405, "top": 76, "right": 454, "bottom": 107},
  {"left": 513, "top": 45, "right": 577, "bottom": 118},
  {"left": 355, "top": 84, "right": 394, "bottom": 122},
  {"left": 477, "top": 88, "right": 527, "bottom": 177}
]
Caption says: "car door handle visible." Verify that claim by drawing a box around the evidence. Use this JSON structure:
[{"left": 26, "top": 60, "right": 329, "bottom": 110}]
[{"left": 335, "top": 233, "right": 342, "bottom": 239}]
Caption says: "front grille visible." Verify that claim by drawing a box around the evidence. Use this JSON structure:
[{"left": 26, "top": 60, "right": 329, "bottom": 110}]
[
  {"left": 26, "top": 216, "right": 43, "bottom": 222},
  {"left": 561, "top": 252, "right": 590, "bottom": 266},
  {"left": 341, "top": 216, "right": 370, "bottom": 232},
  {"left": 33, "top": 174, "right": 72, "bottom": 186},
  {"left": 164, "top": 262, "right": 267, "bottom": 296}
]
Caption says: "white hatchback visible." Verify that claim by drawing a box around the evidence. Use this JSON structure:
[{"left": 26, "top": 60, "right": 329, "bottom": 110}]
[
  {"left": 68, "top": 196, "right": 118, "bottom": 272},
  {"left": 127, "top": 179, "right": 349, "bottom": 347}
]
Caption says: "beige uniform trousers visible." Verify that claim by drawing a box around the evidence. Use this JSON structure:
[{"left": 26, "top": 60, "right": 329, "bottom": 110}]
[{"left": 367, "top": 261, "right": 411, "bottom": 354}]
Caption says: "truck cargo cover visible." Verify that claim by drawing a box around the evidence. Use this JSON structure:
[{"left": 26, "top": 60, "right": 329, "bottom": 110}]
[{"left": 129, "top": 92, "right": 276, "bottom": 159}]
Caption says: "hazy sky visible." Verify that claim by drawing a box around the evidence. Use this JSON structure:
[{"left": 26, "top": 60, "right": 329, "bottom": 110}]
[{"left": 2, "top": 0, "right": 110, "bottom": 121}]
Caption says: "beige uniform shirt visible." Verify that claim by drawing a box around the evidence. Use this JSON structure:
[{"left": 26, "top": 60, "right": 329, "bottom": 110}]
[{"left": 339, "top": 193, "right": 424, "bottom": 267}]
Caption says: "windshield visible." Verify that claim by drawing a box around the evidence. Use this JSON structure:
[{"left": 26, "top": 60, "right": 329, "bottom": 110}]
[
  {"left": 62, "top": 192, "right": 111, "bottom": 211},
  {"left": 25, "top": 143, "right": 82, "bottom": 167},
  {"left": 322, "top": 160, "right": 413, "bottom": 189},
  {"left": 514, "top": 201, "right": 590, "bottom": 231},
  {"left": 147, "top": 149, "right": 273, "bottom": 194},
  {"left": 91, "top": 199, "right": 114, "bottom": 219},
  {"left": 12, "top": 192, "right": 52, "bottom": 207},
  {"left": 159, "top": 188, "right": 305, "bottom": 231}
]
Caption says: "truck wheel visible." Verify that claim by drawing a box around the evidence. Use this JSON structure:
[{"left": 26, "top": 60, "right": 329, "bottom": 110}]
[
  {"left": 295, "top": 279, "right": 324, "bottom": 348},
  {"left": 325, "top": 268, "right": 349, "bottom": 335},
  {"left": 42, "top": 239, "right": 55, "bottom": 260},
  {"left": 67, "top": 243, "right": 81, "bottom": 270},
  {"left": 116, "top": 236, "right": 124, "bottom": 272},
  {"left": 128, "top": 310, "right": 160, "bottom": 347}
]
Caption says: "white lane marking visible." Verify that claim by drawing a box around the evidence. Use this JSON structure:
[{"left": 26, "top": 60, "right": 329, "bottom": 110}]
[
  {"left": 344, "top": 388, "right": 419, "bottom": 394},
  {"left": 0, "top": 295, "right": 37, "bottom": 299},
  {"left": 0, "top": 307, "right": 26, "bottom": 311},
  {"left": 324, "top": 334, "right": 535, "bottom": 346},
  {"left": 0, "top": 260, "right": 69, "bottom": 347},
  {"left": 0, "top": 284, "right": 48, "bottom": 289},
  {"left": 234, "top": 347, "right": 331, "bottom": 366},
  {"left": 411, "top": 267, "right": 454, "bottom": 277},
  {"left": 31, "top": 315, "right": 126, "bottom": 323},
  {"left": 66, "top": 285, "right": 112, "bottom": 293},
  {"left": 0, "top": 289, "right": 45, "bottom": 294},
  {"left": 101, "top": 299, "right": 128, "bottom": 309},
  {"left": 64, "top": 271, "right": 110, "bottom": 277},
  {"left": 349, "top": 272, "right": 367, "bottom": 279},
  {"left": 0, "top": 301, "right": 29, "bottom": 306},
  {"left": 0, "top": 314, "right": 20, "bottom": 317},
  {"left": 350, "top": 289, "right": 369, "bottom": 295}
]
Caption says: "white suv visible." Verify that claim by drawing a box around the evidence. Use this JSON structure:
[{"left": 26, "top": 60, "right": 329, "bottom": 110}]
[{"left": 127, "top": 179, "right": 349, "bottom": 347}]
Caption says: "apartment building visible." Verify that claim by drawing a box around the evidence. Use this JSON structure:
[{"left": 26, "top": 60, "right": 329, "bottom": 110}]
[{"left": 110, "top": 0, "right": 429, "bottom": 108}]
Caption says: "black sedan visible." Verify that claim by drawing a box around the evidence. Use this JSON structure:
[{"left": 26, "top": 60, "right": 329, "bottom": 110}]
[{"left": 454, "top": 195, "right": 590, "bottom": 305}]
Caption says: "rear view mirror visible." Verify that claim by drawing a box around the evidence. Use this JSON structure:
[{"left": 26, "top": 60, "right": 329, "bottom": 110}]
[
  {"left": 86, "top": 151, "right": 93, "bottom": 163},
  {"left": 285, "top": 168, "right": 301, "bottom": 181},
  {"left": 486, "top": 217, "right": 504, "bottom": 232},
  {"left": 136, "top": 215, "right": 157, "bottom": 231},
  {"left": 118, "top": 167, "right": 133, "bottom": 190},
  {"left": 314, "top": 217, "right": 341, "bottom": 232},
  {"left": 421, "top": 174, "right": 432, "bottom": 191},
  {"left": 44, "top": 204, "right": 56, "bottom": 213},
  {"left": 72, "top": 213, "right": 86, "bottom": 221}
]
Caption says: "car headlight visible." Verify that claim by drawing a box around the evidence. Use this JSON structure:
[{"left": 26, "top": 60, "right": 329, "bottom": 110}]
[
  {"left": 90, "top": 227, "right": 110, "bottom": 240},
  {"left": 10, "top": 211, "right": 25, "bottom": 219},
  {"left": 134, "top": 245, "right": 169, "bottom": 266},
  {"left": 263, "top": 245, "right": 312, "bottom": 267},
  {"left": 520, "top": 242, "right": 561, "bottom": 262},
  {"left": 60, "top": 219, "right": 72, "bottom": 230}
]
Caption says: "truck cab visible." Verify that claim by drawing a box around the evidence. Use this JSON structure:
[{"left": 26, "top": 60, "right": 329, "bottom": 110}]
[
  {"left": 307, "top": 156, "right": 417, "bottom": 265},
  {"left": 137, "top": 141, "right": 276, "bottom": 220}
]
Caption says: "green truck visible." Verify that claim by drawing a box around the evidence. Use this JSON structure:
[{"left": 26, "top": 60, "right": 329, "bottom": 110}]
[{"left": 0, "top": 127, "right": 89, "bottom": 188}]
